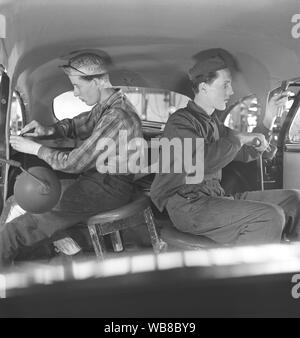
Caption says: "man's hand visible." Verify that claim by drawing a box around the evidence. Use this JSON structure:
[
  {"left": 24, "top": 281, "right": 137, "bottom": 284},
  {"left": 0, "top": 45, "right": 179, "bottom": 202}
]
[
  {"left": 20, "top": 120, "right": 55, "bottom": 137},
  {"left": 264, "top": 91, "right": 289, "bottom": 129},
  {"left": 237, "top": 132, "right": 269, "bottom": 152},
  {"left": 10, "top": 135, "right": 42, "bottom": 155}
]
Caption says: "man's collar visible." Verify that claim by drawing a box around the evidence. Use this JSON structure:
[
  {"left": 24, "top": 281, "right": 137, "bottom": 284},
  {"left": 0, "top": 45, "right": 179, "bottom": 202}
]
[
  {"left": 99, "top": 88, "right": 122, "bottom": 110},
  {"left": 187, "top": 100, "right": 214, "bottom": 120}
]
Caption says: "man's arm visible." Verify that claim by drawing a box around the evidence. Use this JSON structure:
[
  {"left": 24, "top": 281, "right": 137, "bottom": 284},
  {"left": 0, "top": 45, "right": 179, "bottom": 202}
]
[
  {"left": 168, "top": 114, "right": 243, "bottom": 175},
  {"left": 36, "top": 110, "right": 125, "bottom": 173},
  {"left": 228, "top": 126, "right": 272, "bottom": 162},
  {"left": 53, "top": 108, "right": 97, "bottom": 140},
  {"left": 19, "top": 109, "right": 95, "bottom": 141}
]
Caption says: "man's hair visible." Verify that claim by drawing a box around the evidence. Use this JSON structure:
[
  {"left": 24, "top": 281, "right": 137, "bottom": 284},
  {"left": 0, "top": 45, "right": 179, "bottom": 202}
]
[
  {"left": 188, "top": 55, "right": 227, "bottom": 94},
  {"left": 191, "top": 71, "right": 220, "bottom": 94},
  {"left": 68, "top": 52, "right": 109, "bottom": 81}
]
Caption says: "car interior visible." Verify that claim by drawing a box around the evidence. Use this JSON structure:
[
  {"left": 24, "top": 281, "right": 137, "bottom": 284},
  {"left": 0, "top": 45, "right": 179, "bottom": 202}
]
[{"left": 1, "top": 0, "right": 300, "bottom": 316}]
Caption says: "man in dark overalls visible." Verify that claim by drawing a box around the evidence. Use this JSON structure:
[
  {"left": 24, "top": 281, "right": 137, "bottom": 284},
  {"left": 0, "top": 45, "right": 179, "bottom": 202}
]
[{"left": 151, "top": 54, "right": 300, "bottom": 245}]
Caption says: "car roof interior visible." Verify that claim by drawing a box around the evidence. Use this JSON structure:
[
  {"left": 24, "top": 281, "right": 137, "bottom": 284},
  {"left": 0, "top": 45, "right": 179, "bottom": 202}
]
[{"left": 0, "top": 0, "right": 300, "bottom": 125}]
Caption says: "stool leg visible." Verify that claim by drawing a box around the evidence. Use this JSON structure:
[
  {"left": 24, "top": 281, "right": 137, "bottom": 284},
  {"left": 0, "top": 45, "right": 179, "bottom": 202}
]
[
  {"left": 110, "top": 231, "right": 124, "bottom": 252},
  {"left": 144, "top": 206, "right": 167, "bottom": 254},
  {"left": 88, "top": 224, "right": 105, "bottom": 260}
]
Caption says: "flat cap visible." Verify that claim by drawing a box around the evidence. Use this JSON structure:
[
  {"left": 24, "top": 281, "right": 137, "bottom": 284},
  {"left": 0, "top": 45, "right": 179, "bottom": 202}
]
[{"left": 188, "top": 56, "right": 227, "bottom": 83}]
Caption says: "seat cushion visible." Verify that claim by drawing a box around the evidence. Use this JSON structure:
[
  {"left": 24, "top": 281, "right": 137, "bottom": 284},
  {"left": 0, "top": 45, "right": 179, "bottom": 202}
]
[
  {"left": 157, "top": 217, "right": 217, "bottom": 250},
  {"left": 151, "top": 203, "right": 217, "bottom": 249},
  {"left": 87, "top": 194, "right": 150, "bottom": 225}
]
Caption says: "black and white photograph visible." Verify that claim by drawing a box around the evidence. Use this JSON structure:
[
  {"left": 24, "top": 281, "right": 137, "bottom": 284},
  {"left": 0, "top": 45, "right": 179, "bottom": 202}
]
[{"left": 0, "top": 0, "right": 300, "bottom": 321}]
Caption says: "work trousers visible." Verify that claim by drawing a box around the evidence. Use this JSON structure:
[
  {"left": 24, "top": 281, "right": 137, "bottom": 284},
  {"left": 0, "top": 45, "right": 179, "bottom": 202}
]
[
  {"left": 0, "top": 170, "right": 135, "bottom": 266},
  {"left": 166, "top": 189, "right": 300, "bottom": 245}
]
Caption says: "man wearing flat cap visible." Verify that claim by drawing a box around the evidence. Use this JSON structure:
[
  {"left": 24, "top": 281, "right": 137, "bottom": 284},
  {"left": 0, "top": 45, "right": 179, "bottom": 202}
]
[
  {"left": 151, "top": 53, "right": 300, "bottom": 245},
  {"left": 0, "top": 52, "right": 144, "bottom": 266}
]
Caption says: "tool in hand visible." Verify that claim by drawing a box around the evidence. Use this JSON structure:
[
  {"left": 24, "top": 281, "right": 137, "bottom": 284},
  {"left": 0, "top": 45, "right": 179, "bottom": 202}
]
[{"left": 19, "top": 127, "right": 35, "bottom": 136}]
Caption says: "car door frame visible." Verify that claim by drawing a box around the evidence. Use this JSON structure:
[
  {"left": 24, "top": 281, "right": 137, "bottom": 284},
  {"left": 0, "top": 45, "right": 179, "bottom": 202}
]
[
  {"left": 276, "top": 81, "right": 300, "bottom": 189},
  {"left": 0, "top": 68, "right": 10, "bottom": 212}
]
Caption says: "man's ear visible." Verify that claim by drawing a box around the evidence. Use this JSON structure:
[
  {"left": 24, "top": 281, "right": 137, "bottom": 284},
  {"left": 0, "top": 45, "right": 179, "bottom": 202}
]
[
  {"left": 199, "top": 82, "right": 207, "bottom": 93},
  {"left": 93, "top": 78, "right": 102, "bottom": 87}
]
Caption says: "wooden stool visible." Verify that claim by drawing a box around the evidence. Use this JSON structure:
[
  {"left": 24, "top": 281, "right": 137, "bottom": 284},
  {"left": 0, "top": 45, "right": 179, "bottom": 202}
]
[{"left": 87, "top": 194, "right": 167, "bottom": 259}]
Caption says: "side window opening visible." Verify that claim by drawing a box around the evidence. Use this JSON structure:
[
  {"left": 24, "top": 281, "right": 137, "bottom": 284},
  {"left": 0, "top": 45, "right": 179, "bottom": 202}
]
[
  {"left": 53, "top": 87, "right": 190, "bottom": 124},
  {"left": 53, "top": 91, "right": 94, "bottom": 120},
  {"left": 264, "top": 84, "right": 298, "bottom": 144},
  {"left": 10, "top": 91, "right": 25, "bottom": 135},
  {"left": 224, "top": 95, "right": 259, "bottom": 133}
]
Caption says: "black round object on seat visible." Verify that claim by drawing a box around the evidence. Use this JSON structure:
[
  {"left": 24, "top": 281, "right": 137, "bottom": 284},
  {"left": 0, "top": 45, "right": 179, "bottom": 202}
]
[{"left": 14, "top": 166, "right": 61, "bottom": 214}]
